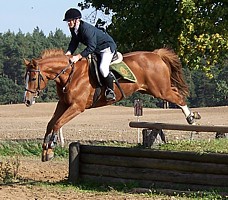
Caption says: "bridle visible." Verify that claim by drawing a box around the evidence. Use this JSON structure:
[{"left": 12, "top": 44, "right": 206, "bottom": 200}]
[
  {"left": 25, "top": 68, "right": 45, "bottom": 97},
  {"left": 25, "top": 61, "right": 75, "bottom": 96}
]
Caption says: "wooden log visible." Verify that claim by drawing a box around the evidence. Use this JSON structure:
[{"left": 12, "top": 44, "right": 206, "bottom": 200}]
[
  {"left": 80, "top": 174, "right": 228, "bottom": 192},
  {"left": 80, "top": 145, "right": 228, "bottom": 164},
  {"left": 80, "top": 153, "right": 228, "bottom": 175},
  {"left": 129, "top": 121, "right": 228, "bottom": 133},
  {"left": 68, "top": 142, "right": 80, "bottom": 183},
  {"left": 80, "top": 163, "right": 228, "bottom": 186}
]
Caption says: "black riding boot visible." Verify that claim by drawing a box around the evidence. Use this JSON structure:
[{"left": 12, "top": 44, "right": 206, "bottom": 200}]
[{"left": 104, "top": 73, "right": 116, "bottom": 101}]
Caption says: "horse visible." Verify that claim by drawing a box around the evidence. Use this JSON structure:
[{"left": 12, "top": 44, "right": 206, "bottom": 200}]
[{"left": 24, "top": 48, "right": 199, "bottom": 162}]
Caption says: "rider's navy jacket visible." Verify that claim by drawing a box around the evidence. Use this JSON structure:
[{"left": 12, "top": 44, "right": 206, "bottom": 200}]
[{"left": 67, "top": 20, "right": 117, "bottom": 58}]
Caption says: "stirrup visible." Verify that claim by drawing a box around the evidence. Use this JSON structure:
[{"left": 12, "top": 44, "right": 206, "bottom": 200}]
[{"left": 105, "top": 89, "right": 116, "bottom": 101}]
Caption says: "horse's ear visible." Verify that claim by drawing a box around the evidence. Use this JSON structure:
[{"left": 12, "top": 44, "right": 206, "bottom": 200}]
[
  {"left": 31, "top": 59, "right": 38, "bottom": 67},
  {"left": 23, "top": 58, "right": 30, "bottom": 66}
]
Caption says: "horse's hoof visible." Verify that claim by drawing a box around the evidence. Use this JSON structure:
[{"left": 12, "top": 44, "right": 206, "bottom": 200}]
[
  {"left": 193, "top": 111, "right": 201, "bottom": 119},
  {"left": 186, "top": 114, "right": 196, "bottom": 124},
  {"left": 42, "top": 148, "right": 54, "bottom": 162},
  {"left": 186, "top": 112, "right": 201, "bottom": 124}
]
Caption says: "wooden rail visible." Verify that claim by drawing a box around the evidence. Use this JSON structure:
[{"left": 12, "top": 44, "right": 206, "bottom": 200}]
[{"left": 129, "top": 122, "right": 228, "bottom": 133}]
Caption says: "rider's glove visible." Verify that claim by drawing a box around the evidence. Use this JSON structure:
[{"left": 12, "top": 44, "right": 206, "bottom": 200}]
[{"left": 70, "top": 54, "right": 82, "bottom": 63}]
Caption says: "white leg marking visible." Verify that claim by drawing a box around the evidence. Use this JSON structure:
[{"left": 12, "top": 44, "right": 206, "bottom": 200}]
[
  {"left": 59, "top": 127, "right": 64, "bottom": 147},
  {"left": 179, "top": 105, "right": 191, "bottom": 117}
]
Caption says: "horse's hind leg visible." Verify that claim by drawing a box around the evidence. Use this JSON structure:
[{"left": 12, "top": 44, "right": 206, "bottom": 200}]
[
  {"left": 179, "top": 105, "right": 196, "bottom": 124},
  {"left": 161, "top": 87, "right": 198, "bottom": 124}
]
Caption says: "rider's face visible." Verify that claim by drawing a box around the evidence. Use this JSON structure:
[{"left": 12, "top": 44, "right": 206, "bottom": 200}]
[
  {"left": 67, "top": 19, "right": 80, "bottom": 29},
  {"left": 67, "top": 19, "right": 76, "bottom": 28}
]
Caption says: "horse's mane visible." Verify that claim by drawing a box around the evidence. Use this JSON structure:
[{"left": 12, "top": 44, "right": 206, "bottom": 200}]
[{"left": 41, "top": 49, "right": 65, "bottom": 59}]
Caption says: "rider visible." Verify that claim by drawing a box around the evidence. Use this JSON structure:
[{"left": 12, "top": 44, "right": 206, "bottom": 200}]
[{"left": 63, "top": 8, "right": 117, "bottom": 101}]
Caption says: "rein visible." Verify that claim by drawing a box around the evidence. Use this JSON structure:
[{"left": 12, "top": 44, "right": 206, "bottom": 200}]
[
  {"left": 52, "top": 62, "right": 74, "bottom": 81},
  {"left": 52, "top": 62, "right": 75, "bottom": 93}
]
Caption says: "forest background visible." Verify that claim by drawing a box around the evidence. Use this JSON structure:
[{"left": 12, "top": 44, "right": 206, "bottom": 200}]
[{"left": 0, "top": 0, "right": 227, "bottom": 108}]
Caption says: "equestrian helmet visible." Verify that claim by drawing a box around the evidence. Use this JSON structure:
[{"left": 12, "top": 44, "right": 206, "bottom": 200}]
[{"left": 63, "top": 8, "right": 82, "bottom": 21}]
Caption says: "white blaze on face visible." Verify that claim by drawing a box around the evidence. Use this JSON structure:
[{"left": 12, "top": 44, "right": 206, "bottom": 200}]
[
  {"left": 24, "top": 72, "right": 30, "bottom": 102},
  {"left": 24, "top": 72, "right": 36, "bottom": 105},
  {"left": 32, "top": 99, "right": 36, "bottom": 105}
]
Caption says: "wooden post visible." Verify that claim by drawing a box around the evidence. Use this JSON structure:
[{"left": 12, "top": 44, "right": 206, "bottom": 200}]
[
  {"left": 142, "top": 129, "right": 158, "bottom": 148},
  {"left": 134, "top": 99, "right": 143, "bottom": 144},
  {"left": 69, "top": 142, "right": 80, "bottom": 183},
  {"left": 142, "top": 129, "right": 166, "bottom": 148},
  {"left": 163, "top": 100, "right": 169, "bottom": 109}
]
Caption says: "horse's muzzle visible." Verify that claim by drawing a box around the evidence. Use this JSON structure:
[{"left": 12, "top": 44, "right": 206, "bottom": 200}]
[
  {"left": 25, "top": 100, "right": 32, "bottom": 107},
  {"left": 24, "top": 96, "right": 36, "bottom": 107}
]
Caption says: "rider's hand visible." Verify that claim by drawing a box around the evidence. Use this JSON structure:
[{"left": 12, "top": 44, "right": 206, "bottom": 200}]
[{"left": 70, "top": 54, "right": 82, "bottom": 63}]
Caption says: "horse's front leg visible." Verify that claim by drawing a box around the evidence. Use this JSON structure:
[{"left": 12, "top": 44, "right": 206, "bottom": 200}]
[
  {"left": 42, "top": 103, "right": 84, "bottom": 162},
  {"left": 42, "top": 101, "right": 68, "bottom": 162}
]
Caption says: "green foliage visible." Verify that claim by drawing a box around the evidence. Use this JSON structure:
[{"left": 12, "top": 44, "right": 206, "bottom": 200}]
[
  {"left": 0, "top": 76, "right": 24, "bottom": 104},
  {"left": 189, "top": 64, "right": 228, "bottom": 107},
  {"left": 177, "top": 0, "right": 228, "bottom": 75},
  {"left": 115, "top": 92, "right": 161, "bottom": 108}
]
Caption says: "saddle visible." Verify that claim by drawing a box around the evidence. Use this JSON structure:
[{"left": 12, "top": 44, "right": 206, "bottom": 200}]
[
  {"left": 88, "top": 51, "right": 136, "bottom": 87},
  {"left": 87, "top": 51, "right": 136, "bottom": 107}
]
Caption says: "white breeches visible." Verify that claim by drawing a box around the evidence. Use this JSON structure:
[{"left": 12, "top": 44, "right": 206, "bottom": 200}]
[{"left": 99, "top": 47, "right": 114, "bottom": 78}]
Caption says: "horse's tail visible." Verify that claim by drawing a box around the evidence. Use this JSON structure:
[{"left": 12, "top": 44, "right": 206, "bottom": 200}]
[{"left": 153, "top": 48, "right": 189, "bottom": 97}]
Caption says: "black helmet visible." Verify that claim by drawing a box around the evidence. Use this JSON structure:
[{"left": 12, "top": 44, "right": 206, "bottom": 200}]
[{"left": 63, "top": 8, "right": 82, "bottom": 21}]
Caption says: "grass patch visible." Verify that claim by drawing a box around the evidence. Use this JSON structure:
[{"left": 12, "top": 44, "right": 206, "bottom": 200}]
[
  {"left": 47, "top": 179, "right": 226, "bottom": 200},
  {"left": 28, "top": 179, "right": 225, "bottom": 200},
  {"left": 0, "top": 139, "right": 227, "bottom": 158},
  {"left": 0, "top": 140, "right": 68, "bottom": 158},
  {"left": 158, "top": 138, "right": 228, "bottom": 154}
]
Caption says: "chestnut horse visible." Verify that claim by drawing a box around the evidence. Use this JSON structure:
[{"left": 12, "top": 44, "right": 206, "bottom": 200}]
[{"left": 24, "top": 48, "right": 198, "bottom": 162}]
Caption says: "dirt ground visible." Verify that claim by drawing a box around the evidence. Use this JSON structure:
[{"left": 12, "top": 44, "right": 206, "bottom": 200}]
[{"left": 0, "top": 103, "right": 228, "bottom": 199}]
